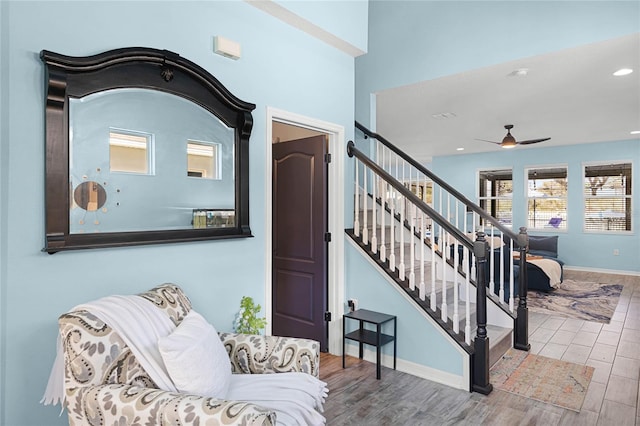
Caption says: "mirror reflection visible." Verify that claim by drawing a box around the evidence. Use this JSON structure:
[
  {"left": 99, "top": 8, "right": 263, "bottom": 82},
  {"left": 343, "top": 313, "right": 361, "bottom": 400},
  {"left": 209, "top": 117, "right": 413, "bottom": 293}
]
[
  {"left": 69, "top": 88, "right": 234, "bottom": 234},
  {"left": 187, "top": 141, "right": 221, "bottom": 179},
  {"left": 74, "top": 181, "right": 107, "bottom": 212}
]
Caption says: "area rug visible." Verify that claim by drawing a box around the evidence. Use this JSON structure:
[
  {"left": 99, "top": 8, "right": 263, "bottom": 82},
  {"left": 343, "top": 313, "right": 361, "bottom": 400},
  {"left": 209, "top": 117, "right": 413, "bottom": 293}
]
[
  {"left": 527, "top": 279, "right": 622, "bottom": 323},
  {"left": 490, "top": 348, "right": 594, "bottom": 412}
]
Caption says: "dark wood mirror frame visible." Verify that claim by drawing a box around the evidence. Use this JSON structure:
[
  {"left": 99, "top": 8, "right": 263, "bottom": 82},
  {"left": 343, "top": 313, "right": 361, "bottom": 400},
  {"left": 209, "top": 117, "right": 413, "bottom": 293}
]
[{"left": 41, "top": 47, "right": 255, "bottom": 253}]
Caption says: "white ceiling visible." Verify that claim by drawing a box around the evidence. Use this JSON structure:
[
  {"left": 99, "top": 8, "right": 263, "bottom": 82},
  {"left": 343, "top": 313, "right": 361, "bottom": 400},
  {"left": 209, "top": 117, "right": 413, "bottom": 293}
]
[{"left": 375, "top": 33, "right": 640, "bottom": 163}]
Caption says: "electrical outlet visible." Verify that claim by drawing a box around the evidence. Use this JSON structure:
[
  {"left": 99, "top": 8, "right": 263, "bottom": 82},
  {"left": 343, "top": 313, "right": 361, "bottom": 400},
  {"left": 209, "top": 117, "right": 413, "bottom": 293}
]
[
  {"left": 613, "top": 249, "right": 619, "bottom": 256},
  {"left": 347, "top": 298, "right": 358, "bottom": 312}
]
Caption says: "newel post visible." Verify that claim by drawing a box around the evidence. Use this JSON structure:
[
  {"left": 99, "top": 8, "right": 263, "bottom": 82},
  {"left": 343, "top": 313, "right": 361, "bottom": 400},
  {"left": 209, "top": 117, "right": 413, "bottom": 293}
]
[
  {"left": 514, "top": 226, "right": 531, "bottom": 351},
  {"left": 472, "top": 232, "right": 493, "bottom": 395}
]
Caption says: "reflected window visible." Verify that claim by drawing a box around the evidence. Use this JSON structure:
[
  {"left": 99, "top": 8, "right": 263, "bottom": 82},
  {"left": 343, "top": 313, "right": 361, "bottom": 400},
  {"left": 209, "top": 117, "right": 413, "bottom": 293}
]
[
  {"left": 187, "top": 140, "right": 220, "bottom": 179},
  {"left": 109, "top": 129, "right": 153, "bottom": 174}
]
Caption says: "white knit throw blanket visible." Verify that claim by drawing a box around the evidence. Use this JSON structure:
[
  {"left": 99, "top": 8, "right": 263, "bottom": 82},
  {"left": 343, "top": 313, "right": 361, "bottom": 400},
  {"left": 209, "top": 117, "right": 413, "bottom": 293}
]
[
  {"left": 41, "top": 295, "right": 177, "bottom": 406},
  {"left": 528, "top": 258, "right": 563, "bottom": 288},
  {"left": 227, "top": 373, "right": 328, "bottom": 426}
]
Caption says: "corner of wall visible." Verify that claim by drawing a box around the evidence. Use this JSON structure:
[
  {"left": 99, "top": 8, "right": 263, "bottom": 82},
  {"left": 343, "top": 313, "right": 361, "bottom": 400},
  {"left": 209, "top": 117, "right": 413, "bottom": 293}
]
[{"left": 0, "top": 1, "right": 9, "bottom": 421}]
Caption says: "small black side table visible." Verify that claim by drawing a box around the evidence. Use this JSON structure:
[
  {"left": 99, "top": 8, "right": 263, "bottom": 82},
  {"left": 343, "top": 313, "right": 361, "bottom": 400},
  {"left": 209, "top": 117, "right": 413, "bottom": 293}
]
[{"left": 342, "top": 308, "right": 397, "bottom": 379}]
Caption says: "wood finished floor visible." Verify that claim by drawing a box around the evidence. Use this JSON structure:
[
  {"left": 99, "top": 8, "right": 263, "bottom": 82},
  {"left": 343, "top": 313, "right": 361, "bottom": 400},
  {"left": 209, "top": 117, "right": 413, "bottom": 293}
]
[{"left": 319, "top": 270, "right": 640, "bottom": 425}]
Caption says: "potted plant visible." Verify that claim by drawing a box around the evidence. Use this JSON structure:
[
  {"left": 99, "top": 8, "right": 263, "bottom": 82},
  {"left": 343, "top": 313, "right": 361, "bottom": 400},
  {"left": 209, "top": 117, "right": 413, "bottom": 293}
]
[{"left": 234, "top": 296, "right": 267, "bottom": 334}]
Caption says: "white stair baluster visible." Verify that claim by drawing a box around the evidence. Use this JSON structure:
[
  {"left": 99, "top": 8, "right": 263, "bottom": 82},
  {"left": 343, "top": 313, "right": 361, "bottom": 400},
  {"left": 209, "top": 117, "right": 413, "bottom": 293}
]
[
  {"left": 509, "top": 238, "right": 515, "bottom": 312},
  {"left": 441, "top": 229, "right": 448, "bottom": 322},
  {"left": 471, "top": 213, "right": 477, "bottom": 279},
  {"left": 430, "top": 223, "right": 437, "bottom": 312},
  {"left": 488, "top": 225, "right": 494, "bottom": 295},
  {"left": 399, "top": 193, "right": 406, "bottom": 282},
  {"left": 499, "top": 230, "right": 505, "bottom": 304},
  {"left": 464, "top": 246, "right": 471, "bottom": 345},
  {"left": 389, "top": 187, "right": 396, "bottom": 271},
  {"left": 371, "top": 166, "right": 377, "bottom": 255},
  {"left": 354, "top": 161, "right": 360, "bottom": 237},
  {"left": 419, "top": 209, "right": 426, "bottom": 300},
  {"left": 453, "top": 203, "right": 459, "bottom": 334},
  {"left": 439, "top": 187, "right": 443, "bottom": 227},
  {"left": 409, "top": 203, "right": 415, "bottom": 290},
  {"left": 380, "top": 181, "right": 387, "bottom": 262},
  {"left": 362, "top": 165, "right": 368, "bottom": 244}
]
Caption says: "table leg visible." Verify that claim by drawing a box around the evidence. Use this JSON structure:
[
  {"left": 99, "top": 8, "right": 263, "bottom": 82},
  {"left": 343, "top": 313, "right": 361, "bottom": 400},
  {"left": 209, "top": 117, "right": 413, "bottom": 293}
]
[
  {"left": 358, "top": 321, "right": 364, "bottom": 359},
  {"left": 342, "top": 315, "right": 345, "bottom": 369},
  {"left": 393, "top": 318, "right": 397, "bottom": 370},
  {"left": 376, "top": 323, "right": 381, "bottom": 379}
]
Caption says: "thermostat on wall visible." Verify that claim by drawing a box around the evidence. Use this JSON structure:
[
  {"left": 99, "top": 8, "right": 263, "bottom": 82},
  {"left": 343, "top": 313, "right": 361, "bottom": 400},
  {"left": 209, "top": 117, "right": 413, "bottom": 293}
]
[{"left": 213, "top": 36, "right": 241, "bottom": 60}]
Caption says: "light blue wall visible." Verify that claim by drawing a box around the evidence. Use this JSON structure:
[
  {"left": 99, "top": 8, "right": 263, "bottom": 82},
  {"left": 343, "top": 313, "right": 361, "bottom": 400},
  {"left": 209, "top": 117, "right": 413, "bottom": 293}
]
[
  {"left": 276, "top": 0, "right": 368, "bottom": 53},
  {"left": 356, "top": 1, "right": 640, "bottom": 126},
  {"left": 1, "top": 1, "right": 356, "bottom": 424},
  {"left": 345, "top": 240, "right": 464, "bottom": 376},
  {"left": 0, "top": 1, "right": 9, "bottom": 420},
  {"left": 431, "top": 140, "right": 640, "bottom": 273}
]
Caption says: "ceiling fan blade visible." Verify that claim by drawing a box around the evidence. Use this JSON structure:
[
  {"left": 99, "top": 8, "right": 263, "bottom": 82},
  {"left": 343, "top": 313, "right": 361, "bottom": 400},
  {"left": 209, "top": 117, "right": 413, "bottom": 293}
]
[
  {"left": 475, "top": 138, "right": 501, "bottom": 145},
  {"left": 518, "top": 137, "right": 550, "bottom": 145}
]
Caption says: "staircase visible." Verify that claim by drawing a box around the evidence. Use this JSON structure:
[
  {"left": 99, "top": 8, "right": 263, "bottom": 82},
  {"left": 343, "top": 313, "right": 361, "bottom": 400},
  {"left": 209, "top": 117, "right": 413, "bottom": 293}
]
[{"left": 346, "top": 122, "right": 533, "bottom": 393}]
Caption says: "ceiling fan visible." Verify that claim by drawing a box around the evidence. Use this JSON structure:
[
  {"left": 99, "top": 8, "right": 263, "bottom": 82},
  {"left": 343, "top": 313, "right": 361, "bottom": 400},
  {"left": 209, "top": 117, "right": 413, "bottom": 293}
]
[{"left": 477, "top": 124, "right": 550, "bottom": 149}]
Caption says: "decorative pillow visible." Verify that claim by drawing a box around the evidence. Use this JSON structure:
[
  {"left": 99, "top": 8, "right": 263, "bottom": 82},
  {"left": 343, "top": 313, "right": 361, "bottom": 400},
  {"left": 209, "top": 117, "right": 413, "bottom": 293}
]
[
  {"left": 158, "top": 310, "right": 231, "bottom": 399},
  {"left": 528, "top": 235, "right": 558, "bottom": 257}
]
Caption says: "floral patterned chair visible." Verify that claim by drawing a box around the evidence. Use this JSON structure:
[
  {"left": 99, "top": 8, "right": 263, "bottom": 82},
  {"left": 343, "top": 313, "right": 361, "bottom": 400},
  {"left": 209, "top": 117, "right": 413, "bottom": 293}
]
[{"left": 58, "top": 284, "right": 320, "bottom": 425}]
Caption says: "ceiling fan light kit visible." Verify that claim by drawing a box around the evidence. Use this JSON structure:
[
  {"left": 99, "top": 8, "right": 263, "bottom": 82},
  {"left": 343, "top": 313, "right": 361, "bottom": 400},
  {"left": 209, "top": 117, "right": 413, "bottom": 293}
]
[{"left": 477, "top": 124, "right": 550, "bottom": 149}]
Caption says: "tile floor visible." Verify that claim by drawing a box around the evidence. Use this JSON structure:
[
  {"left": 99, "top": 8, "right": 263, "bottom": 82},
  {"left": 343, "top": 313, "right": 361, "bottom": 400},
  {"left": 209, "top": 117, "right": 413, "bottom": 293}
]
[{"left": 526, "top": 270, "right": 640, "bottom": 426}]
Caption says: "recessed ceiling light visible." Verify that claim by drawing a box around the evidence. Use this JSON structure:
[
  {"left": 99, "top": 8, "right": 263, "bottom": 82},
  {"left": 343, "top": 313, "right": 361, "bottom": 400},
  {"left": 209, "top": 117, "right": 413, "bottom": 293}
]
[
  {"left": 507, "top": 68, "right": 529, "bottom": 77},
  {"left": 631, "top": 130, "right": 640, "bottom": 135},
  {"left": 613, "top": 68, "right": 633, "bottom": 76},
  {"left": 431, "top": 112, "right": 457, "bottom": 120},
  {"left": 456, "top": 147, "right": 464, "bottom": 151}
]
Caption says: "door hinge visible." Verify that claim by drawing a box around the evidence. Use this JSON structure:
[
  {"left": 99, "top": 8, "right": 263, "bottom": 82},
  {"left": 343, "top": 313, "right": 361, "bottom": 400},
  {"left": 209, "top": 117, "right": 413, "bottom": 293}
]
[
  {"left": 324, "top": 232, "right": 331, "bottom": 242},
  {"left": 324, "top": 311, "right": 332, "bottom": 321},
  {"left": 324, "top": 153, "right": 332, "bottom": 164}
]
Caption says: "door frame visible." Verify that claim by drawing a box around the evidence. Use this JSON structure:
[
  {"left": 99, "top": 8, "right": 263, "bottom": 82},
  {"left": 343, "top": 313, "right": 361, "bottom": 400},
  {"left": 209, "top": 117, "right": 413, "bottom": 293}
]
[{"left": 265, "top": 106, "right": 345, "bottom": 354}]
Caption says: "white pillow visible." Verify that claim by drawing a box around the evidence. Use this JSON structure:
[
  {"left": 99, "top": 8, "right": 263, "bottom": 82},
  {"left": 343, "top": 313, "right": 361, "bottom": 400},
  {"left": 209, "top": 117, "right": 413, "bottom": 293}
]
[{"left": 158, "top": 310, "right": 231, "bottom": 399}]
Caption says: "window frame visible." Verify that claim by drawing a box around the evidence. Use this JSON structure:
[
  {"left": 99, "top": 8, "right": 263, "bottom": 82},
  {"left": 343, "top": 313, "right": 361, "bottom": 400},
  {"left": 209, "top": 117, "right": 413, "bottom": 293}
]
[
  {"left": 186, "top": 139, "right": 222, "bottom": 180},
  {"left": 477, "top": 168, "right": 513, "bottom": 228},
  {"left": 525, "top": 164, "right": 568, "bottom": 231},
  {"left": 582, "top": 160, "right": 633, "bottom": 234},
  {"left": 109, "top": 128, "right": 155, "bottom": 175}
]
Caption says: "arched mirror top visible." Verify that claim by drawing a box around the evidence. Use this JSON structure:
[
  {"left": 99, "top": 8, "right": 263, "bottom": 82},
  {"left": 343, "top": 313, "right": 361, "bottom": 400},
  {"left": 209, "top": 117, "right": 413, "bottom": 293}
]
[{"left": 41, "top": 47, "right": 255, "bottom": 253}]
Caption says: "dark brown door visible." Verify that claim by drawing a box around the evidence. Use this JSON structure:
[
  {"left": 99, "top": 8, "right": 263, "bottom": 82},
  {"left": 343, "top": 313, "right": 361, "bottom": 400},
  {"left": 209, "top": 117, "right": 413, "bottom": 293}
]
[{"left": 272, "top": 135, "right": 328, "bottom": 351}]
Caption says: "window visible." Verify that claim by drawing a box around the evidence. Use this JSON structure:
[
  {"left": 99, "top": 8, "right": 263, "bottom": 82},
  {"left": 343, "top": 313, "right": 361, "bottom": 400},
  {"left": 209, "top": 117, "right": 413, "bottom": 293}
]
[
  {"left": 109, "top": 129, "right": 153, "bottom": 174},
  {"left": 406, "top": 180, "right": 433, "bottom": 205},
  {"left": 527, "top": 166, "right": 567, "bottom": 230},
  {"left": 584, "top": 162, "right": 632, "bottom": 232},
  {"left": 478, "top": 169, "right": 512, "bottom": 226},
  {"left": 187, "top": 140, "right": 220, "bottom": 179}
]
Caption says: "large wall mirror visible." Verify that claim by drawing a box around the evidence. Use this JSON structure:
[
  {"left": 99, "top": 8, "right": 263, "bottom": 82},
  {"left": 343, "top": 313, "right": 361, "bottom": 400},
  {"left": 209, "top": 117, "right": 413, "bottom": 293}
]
[{"left": 41, "top": 47, "right": 255, "bottom": 253}]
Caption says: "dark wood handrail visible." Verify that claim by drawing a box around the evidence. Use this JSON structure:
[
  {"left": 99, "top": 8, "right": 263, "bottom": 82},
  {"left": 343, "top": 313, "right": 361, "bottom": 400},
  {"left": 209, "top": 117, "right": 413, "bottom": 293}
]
[
  {"left": 355, "top": 121, "right": 521, "bottom": 244},
  {"left": 348, "top": 141, "right": 474, "bottom": 252}
]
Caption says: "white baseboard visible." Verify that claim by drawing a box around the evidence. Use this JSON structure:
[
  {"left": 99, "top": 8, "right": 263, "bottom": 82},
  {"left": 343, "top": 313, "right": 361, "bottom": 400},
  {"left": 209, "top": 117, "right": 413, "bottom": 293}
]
[
  {"left": 343, "top": 344, "right": 469, "bottom": 391},
  {"left": 563, "top": 265, "right": 640, "bottom": 277}
]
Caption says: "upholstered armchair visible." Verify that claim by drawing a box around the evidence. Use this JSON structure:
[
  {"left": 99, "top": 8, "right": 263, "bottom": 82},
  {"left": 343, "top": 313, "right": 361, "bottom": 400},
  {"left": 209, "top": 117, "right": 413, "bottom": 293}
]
[{"left": 58, "top": 284, "right": 320, "bottom": 426}]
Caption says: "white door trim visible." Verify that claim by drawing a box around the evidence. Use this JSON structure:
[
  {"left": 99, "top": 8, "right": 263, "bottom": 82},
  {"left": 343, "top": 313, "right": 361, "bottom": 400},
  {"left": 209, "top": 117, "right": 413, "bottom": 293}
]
[{"left": 265, "top": 107, "right": 345, "bottom": 355}]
